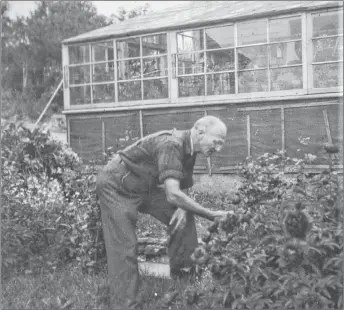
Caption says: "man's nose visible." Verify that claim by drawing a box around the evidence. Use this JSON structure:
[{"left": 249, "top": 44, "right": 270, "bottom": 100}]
[{"left": 215, "top": 145, "right": 223, "bottom": 152}]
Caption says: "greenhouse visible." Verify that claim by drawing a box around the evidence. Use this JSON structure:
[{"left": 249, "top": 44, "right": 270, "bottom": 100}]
[{"left": 61, "top": 1, "right": 343, "bottom": 173}]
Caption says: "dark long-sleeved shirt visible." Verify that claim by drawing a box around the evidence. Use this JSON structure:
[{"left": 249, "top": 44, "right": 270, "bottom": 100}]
[{"left": 116, "top": 129, "right": 196, "bottom": 193}]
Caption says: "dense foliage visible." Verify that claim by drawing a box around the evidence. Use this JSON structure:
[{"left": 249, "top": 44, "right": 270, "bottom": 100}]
[
  {"left": 191, "top": 150, "right": 343, "bottom": 309},
  {"left": 1, "top": 123, "right": 105, "bottom": 278},
  {"left": 1, "top": 0, "right": 149, "bottom": 120},
  {"left": 2, "top": 123, "right": 343, "bottom": 309}
]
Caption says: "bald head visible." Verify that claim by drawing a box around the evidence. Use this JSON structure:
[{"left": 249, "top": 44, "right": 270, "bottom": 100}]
[
  {"left": 192, "top": 115, "right": 227, "bottom": 136},
  {"left": 191, "top": 116, "right": 227, "bottom": 156}
]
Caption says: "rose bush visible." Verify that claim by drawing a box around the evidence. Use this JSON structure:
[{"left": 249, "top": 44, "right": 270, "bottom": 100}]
[{"left": 191, "top": 150, "right": 343, "bottom": 309}]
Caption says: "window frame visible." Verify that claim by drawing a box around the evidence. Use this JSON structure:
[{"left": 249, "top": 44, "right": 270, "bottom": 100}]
[
  {"left": 173, "top": 14, "right": 308, "bottom": 101},
  {"left": 65, "top": 32, "right": 171, "bottom": 109},
  {"left": 306, "top": 7, "right": 343, "bottom": 94},
  {"left": 63, "top": 8, "right": 343, "bottom": 110}
]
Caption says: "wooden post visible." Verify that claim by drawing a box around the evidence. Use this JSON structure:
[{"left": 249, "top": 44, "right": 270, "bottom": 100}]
[
  {"left": 139, "top": 110, "right": 144, "bottom": 138},
  {"left": 323, "top": 109, "right": 333, "bottom": 144},
  {"left": 67, "top": 118, "right": 70, "bottom": 146},
  {"left": 281, "top": 107, "right": 285, "bottom": 155},
  {"left": 207, "top": 157, "right": 212, "bottom": 176},
  {"left": 246, "top": 114, "right": 251, "bottom": 157},
  {"left": 102, "top": 120, "right": 106, "bottom": 161},
  {"left": 203, "top": 109, "right": 212, "bottom": 175}
]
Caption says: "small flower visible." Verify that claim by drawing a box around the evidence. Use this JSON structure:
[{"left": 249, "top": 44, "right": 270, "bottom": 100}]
[
  {"left": 298, "top": 136, "right": 310, "bottom": 145},
  {"left": 305, "top": 154, "right": 317, "bottom": 162}
]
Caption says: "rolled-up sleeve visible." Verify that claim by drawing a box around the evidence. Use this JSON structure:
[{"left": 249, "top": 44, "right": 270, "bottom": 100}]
[{"left": 157, "top": 142, "right": 184, "bottom": 184}]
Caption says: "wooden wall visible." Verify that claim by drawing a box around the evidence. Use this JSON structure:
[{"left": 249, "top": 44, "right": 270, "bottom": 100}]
[{"left": 67, "top": 97, "right": 343, "bottom": 172}]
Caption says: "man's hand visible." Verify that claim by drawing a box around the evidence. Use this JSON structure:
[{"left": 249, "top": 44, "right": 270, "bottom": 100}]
[
  {"left": 211, "top": 210, "right": 234, "bottom": 222},
  {"left": 169, "top": 208, "right": 187, "bottom": 235}
]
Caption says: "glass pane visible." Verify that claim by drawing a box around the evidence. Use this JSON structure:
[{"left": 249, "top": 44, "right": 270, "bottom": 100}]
[
  {"left": 93, "top": 62, "right": 114, "bottom": 82},
  {"left": 207, "top": 72, "right": 235, "bottom": 95},
  {"left": 118, "top": 81, "right": 141, "bottom": 101},
  {"left": 69, "top": 65, "right": 90, "bottom": 84},
  {"left": 205, "top": 25, "right": 234, "bottom": 49},
  {"left": 116, "top": 37, "right": 140, "bottom": 59},
  {"left": 69, "top": 44, "right": 89, "bottom": 64},
  {"left": 271, "top": 67, "right": 303, "bottom": 90},
  {"left": 117, "top": 59, "right": 141, "bottom": 80},
  {"left": 142, "top": 56, "right": 168, "bottom": 78},
  {"left": 143, "top": 78, "right": 168, "bottom": 99},
  {"left": 70, "top": 86, "right": 91, "bottom": 105},
  {"left": 206, "top": 49, "right": 234, "bottom": 72},
  {"left": 178, "top": 52, "right": 204, "bottom": 75},
  {"left": 142, "top": 34, "right": 167, "bottom": 56},
  {"left": 237, "top": 20, "right": 267, "bottom": 45},
  {"left": 178, "top": 76, "right": 205, "bottom": 97},
  {"left": 177, "top": 29, "right": 204, "bottom": 53},
  {"left": 313, "top": 37, "right": 343, "bottom": 62},
  {"left": 238, "top": 70, "right": 268, "bottom": 93},
  {"left": 91, "top": 41, "right": 114, "bottom": 62},
  {"left": 237, "top": 45, "right": 268, "bottom": 70},
  {"left": 269, "top": 16, "right": 302, "bottom": 42},
  {"left": 313, "top": 10, "right": 343, "bottom": 37},
  {"left": 93, "top": 84, "right": 115, "bottom": 103},
  {"left": 313, "top": 63, "right": 343, "bottom": 88},
  {"left": 269, "top": 41, "right": 302, "bottom": 67}
]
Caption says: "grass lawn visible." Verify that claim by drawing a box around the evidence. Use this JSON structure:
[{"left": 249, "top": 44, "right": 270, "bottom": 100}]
[
  {"left": 2, "top": 198, "right": 219, "bottom": 309},
  {"left": 2, "top": 263, "right": 218, "bottom": 309}
]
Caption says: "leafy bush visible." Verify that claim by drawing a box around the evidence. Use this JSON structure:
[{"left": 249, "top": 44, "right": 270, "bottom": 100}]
[
  {"left": 1, "top": 122, "right": 105, "bottom": 278},
  {"left": 191, "top": 150, "right": 343, "bottom": 309}
]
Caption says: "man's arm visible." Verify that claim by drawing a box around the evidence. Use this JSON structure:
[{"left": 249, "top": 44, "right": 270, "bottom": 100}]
[{"left": 164, "top": 178, "right": 220, "bottom": 221}]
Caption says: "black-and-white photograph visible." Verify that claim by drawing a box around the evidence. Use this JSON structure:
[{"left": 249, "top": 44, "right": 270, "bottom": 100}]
[{"left": 1, "top": 1, "right": 343, "bottom": 309}]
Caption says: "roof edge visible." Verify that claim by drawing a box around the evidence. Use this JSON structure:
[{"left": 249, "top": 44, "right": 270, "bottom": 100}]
[{"left": 62, "top": 1, "right": 343, "bottom": 45}]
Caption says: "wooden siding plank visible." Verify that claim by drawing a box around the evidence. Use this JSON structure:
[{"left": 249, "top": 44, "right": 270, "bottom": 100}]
[
  {"left": 250, "top": 109, "right": 282, "bottom": 157},
  {"left": 143, "top": 106, "right": 206, "bottom": 116},
  {"left": 143, "top": 110, "right": 204, "bottom": 135},
  {"left": 69, "top": 118, "right": 103, "bottom": 164}
]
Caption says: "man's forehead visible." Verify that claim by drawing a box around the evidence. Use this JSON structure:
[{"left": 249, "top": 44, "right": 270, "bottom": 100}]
[{"left": 207, "top": 123, "right": 227, "bottom": 136}]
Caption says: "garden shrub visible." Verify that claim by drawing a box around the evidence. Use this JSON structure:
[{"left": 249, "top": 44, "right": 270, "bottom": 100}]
[
  {"left": 191, "top": 150, "right": 343, "bottom": 309},
  {"left": 1, "top": 122, "right": 105, "bottom": 278}
]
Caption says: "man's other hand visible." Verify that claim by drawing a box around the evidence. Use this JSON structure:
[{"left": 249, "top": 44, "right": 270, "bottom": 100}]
[{"left": 169, "top": 208, "right": 187, "bottom": 235}]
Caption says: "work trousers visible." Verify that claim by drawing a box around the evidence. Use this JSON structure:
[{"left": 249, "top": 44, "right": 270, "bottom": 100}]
[{"left": 96, "top": 155, "right": 198, "bottom": 308}]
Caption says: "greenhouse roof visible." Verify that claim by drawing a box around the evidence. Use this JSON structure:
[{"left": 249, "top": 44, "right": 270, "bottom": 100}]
[{"left": 63, "top": 1, "right": 342, "bottom": 44}]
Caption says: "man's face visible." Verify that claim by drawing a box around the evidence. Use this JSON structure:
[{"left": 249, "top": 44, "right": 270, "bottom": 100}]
[{"left": 198, "top": 124, "right": 227, "bottom": 157}]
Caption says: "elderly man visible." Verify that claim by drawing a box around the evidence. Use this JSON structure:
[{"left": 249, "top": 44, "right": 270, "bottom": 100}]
[{"left": 96, "top": 115, "right": 229, "bottom": 308}]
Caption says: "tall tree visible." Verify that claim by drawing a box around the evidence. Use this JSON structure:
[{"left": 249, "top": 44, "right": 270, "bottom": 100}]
[
  {"left": 2, "top": 1, "right": 151, "bottom": 119},
  {"left": 108, "top": 3, "right": 150, "bottom": 24},
  {"left": 3, "top": 1, "right": 109, "bottom": 95}
]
